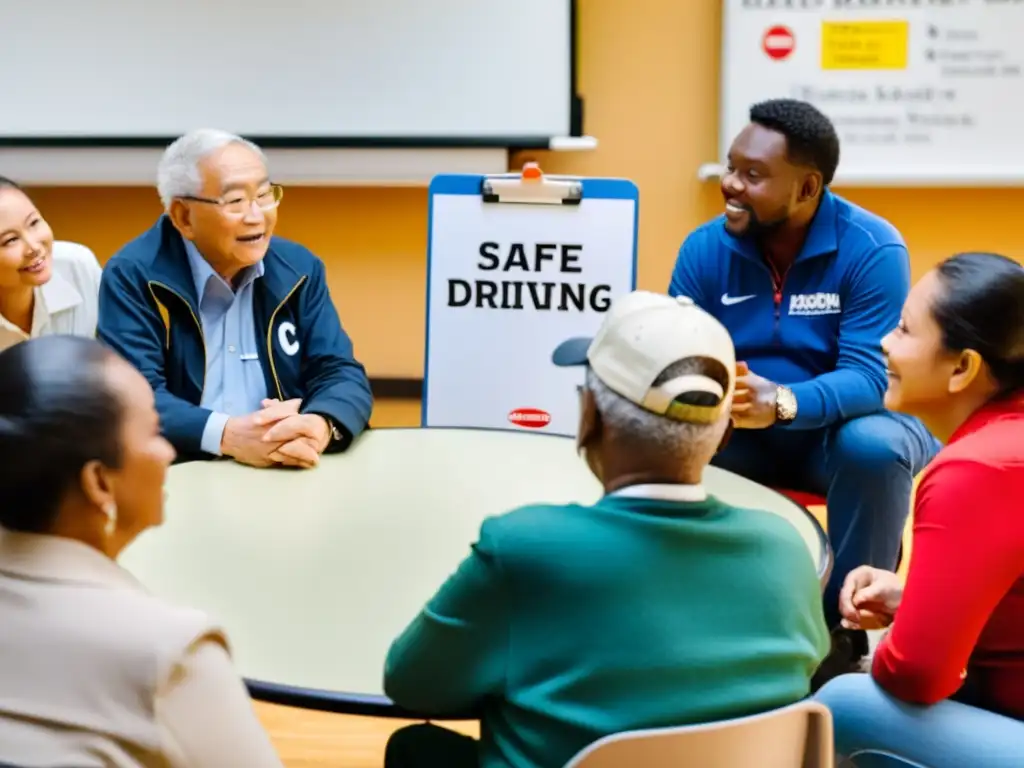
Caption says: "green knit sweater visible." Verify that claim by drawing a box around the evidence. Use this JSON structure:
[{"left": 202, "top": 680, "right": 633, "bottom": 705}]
[{"left": 384, "top": 493, "right": 830, "bottom": 768}]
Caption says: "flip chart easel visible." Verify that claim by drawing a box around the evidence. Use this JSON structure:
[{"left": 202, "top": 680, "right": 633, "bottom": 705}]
[{"left": 422, "top": 163, "right": 639, "bottom": 436}]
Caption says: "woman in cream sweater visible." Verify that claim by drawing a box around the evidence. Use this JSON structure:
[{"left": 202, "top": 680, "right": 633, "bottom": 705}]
[{"left": 0, "top": 335, "right": 284, "bottom": 767}]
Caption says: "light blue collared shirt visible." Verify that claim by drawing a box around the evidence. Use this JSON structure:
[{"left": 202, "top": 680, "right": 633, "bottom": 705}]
[{"left": 183, "top": 238, "right": 269, "bottom": 455}]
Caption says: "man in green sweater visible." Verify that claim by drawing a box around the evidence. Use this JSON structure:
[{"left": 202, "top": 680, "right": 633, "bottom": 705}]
[{"left": 383, "top": 291, "right": 831, "bottom": 768}]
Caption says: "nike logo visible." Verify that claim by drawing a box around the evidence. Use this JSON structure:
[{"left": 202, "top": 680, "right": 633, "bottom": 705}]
[{"left": 721, "top": 293, "right": 756, "bottom": 306}]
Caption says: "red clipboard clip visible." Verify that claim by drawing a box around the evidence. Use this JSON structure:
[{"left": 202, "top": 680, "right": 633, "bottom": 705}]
[{"left": 521, "top": 162, "right": 544, "bottom": 182}]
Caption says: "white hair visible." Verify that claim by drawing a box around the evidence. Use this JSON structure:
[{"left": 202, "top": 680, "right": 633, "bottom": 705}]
[
  {"left": 155, "top": 128, "right": 268, "bottom": 209},
  {"left": 586, "top": 362, "right": 731, "bottom": 461}
]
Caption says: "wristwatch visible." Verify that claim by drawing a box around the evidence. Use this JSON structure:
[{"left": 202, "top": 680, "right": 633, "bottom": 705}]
[
  {"left": 775, "top": 385, "right": 798, "bottom": 424},
  {"left": 324, "top": 417, "right": 343, "bottom": 444}
]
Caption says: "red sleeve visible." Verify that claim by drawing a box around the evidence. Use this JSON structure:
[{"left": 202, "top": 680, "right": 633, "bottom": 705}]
[{"left": 872, "top": 459, "right": 1024, "bottom": 704}]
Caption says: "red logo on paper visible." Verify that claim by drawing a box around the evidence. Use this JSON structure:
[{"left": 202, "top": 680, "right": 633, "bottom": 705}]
[
  {"left": 762, "top": 25, "right": 795, "bottom": 61},
  {"left": 508, "top": 408, "right": 551, "bottom": 429}
]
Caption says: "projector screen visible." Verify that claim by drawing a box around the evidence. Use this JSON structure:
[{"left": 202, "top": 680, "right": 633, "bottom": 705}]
[{"left": 0, "top": 0, "right": 577, "bottom": 146}]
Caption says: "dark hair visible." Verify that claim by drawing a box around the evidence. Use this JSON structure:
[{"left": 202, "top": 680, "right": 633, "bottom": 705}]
[
  {"left": 0, "top": 336, "right": 124, "bottom": 533},
  {"left": 932, "top": 252, "right": 1024, "bottom": 396},
  {"left": 749, "top": 99, "right": 841, "bottom": 186},
  {"left": 0, "top": 175, "right": 23, "bottom": 192}
]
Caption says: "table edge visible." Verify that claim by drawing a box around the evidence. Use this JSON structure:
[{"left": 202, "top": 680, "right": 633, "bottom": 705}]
[
  {"left": 761, "top": 488, "right": 834, "bottom": 588},
  {"left": 244, "top": 678, "right": 476, "bottom": 721}
]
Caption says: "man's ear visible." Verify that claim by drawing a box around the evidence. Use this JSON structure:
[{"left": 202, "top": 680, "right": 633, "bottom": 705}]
[
  {"left": 949, "top": 349, "right": 985, "bottom": 394},
  {"left": 716, "top": 418, "right": 735, "bottom": 454},
  {"left": 798, "top": 172, "right": 822, "bottom": 203},
  {"left": 166, "top": 200, "right": 195, "bottom": 239},
  {"left": 576, "top": 387, "right": 601, "bottom": 454}
]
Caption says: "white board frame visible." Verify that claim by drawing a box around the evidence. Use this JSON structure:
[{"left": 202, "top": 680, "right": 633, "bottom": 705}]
[{"left": 706, "top": 0, "right": 1024, "bottom": 188}]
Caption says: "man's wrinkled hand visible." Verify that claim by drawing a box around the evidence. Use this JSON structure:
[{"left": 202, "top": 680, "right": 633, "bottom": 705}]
[
  {"left": 220, "top": 400, "right": 303, "bottom": 468},
  {"left": 221, "top": 410, "right": 289, "bottom": 468},
  {"left": 262, "top": 413, "right": 331, "bottom": 469},
  {"left": 254, "top": 398, "right": 302, "bottom": 426},
  {"left": 731, "top": 361, "right": 779, "bottom": 429}
]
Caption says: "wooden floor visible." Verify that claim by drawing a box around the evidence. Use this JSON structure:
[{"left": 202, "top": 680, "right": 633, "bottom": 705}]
[
  {"left": 255, "top": 702, "right": 478, "bottom": 768},
  {"left": 251, "top": 399, "right": 881, "bottom": 766}
]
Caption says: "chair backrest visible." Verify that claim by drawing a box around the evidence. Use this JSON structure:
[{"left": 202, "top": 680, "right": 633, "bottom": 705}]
[{"left": 563, "top": 699, "right": 834, "bottom": 768}]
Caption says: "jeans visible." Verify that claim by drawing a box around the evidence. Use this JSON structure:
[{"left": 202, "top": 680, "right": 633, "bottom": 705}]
[
  {"left": 815, "top": 674, "right": 1024, "bottom": 767},
  {"left": 711, "top": 411, "right": 940, "bottom": 628}
]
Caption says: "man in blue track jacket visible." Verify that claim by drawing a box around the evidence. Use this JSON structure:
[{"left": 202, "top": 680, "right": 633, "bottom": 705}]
[
  {"left": 97, "top": 129, "right": 372, "bottom": 468},
  {"left": 668, "top": 100, "right": 939, "bottom": 663}
]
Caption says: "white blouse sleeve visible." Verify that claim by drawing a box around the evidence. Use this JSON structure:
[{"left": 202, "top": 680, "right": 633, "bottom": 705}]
[{"left": 51, "top": 241, "right": 103, "bottom": 338}]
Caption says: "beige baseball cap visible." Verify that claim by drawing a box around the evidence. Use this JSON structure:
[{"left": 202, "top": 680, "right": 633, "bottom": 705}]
[{"left": 552, "top": 290, "right": 736, "bottom": 424}]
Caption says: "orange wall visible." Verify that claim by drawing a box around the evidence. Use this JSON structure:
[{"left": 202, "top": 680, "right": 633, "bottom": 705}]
[{"left": 23, "top": 0, "right": 1024, "bottom": 379}]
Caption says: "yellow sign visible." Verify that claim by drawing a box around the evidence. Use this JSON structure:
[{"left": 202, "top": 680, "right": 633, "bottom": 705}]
[{"left": 821, "top": 20, "right": 909, "bottom": 70}]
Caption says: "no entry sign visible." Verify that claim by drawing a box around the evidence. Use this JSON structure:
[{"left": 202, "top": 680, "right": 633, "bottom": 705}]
[{"left": 762, "top": 25, "right": 795, "bottom": 61}]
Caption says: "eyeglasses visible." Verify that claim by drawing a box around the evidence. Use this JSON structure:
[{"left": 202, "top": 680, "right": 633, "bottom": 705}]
[{"left": 180, "top": 184, "right": 284, "bottom": 218}]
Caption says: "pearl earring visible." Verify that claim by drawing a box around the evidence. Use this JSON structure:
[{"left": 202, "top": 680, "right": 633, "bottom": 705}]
[{"left": 103, "top": 502, "right": 117, "bottom": 536}]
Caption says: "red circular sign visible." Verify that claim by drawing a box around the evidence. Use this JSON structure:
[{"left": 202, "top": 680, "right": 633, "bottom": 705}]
[
  {"left": 762, "top": 25, "right": 795, "bottom": 61},
  {"left": 508, "top": 408, "right": 551, "bottom": 429}
]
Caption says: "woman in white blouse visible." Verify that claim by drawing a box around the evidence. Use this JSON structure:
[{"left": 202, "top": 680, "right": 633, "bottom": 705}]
[
  {"left": 0, "top": 176, "right": 101, "bottom": 351},
  {"left": 0, "top": 335, "right": 284, "bottom": 767}
]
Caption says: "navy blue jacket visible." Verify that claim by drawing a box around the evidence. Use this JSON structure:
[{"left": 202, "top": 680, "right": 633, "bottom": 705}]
[
  {"left": 97, "top": 216, "right": 373, "bottom": 460},
  {"left": 669, "top": 191, "right": 910, "bottom": 431}
]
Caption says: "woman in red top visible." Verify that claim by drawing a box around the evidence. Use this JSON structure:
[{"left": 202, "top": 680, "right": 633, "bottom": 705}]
[{"left": 815, "top": 251, "right": 1024, "bottom": 767}]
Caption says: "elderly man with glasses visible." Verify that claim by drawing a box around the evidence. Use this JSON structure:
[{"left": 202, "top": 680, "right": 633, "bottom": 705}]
[{"left": 96, "top": 129, "right": 372, "bottom": 468}]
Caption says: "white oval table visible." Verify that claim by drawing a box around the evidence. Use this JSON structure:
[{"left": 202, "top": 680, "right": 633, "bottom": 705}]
[{"left": 119, "top": 427, "right": 830, "bottom": 717}]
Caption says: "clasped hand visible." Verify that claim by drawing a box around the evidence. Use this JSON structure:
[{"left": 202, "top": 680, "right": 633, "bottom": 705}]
[
  {"left": 838, "top": 565, "right": 904, "bottom": 631},
  {"left": 731, "top": 361, "right": 778, "bottom": 429},
  {"left": 220, "top": 398, "right": 331, "bottom": 470}
]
